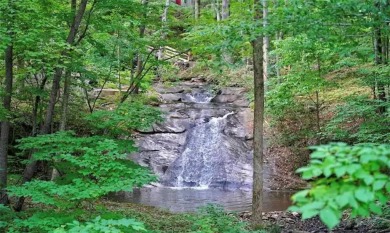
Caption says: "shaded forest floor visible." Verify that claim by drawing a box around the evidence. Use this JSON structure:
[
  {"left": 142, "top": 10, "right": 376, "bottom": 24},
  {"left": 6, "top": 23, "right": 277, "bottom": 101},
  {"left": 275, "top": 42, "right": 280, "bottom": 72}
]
[
  {"left": 241, "top": 211, "right": 388, "bottom": 233},
  {"left": 100, "top": 200, "right": 388, "bottom": 233}
]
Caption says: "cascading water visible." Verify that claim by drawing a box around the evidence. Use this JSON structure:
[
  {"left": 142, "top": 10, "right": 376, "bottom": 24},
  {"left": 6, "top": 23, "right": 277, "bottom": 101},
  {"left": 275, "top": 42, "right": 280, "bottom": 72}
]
[
  {"left": 158, "top": 86, "right": 253, "bottom": 189},
  {"left": 164, "top": 111, "right": 235, "bottom": 188}
]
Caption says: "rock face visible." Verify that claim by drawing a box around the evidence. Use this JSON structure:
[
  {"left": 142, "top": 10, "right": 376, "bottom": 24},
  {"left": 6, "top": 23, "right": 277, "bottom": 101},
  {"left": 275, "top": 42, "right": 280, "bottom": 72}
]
[{"left": 130, "top": 79, "right": 254, "bottom": 189}]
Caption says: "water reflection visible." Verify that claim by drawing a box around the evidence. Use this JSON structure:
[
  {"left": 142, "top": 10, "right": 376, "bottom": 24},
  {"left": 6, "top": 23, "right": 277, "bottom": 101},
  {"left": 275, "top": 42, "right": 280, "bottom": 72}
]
[{"left": 112, "top": 187, "right": 293, "bottom": 213}]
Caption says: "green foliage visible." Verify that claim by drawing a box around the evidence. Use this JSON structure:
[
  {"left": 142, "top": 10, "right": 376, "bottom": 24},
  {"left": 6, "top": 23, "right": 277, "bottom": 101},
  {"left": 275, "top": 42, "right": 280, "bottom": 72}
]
[
  {"left": 0, "top": 105, "right": 7, "bottom": 121},
  {"left": 8, "top": 131, "right": 156, "bottom": 208},
  {"left": 0, "top": 204, "right": 16, "bottom": 231},
  {"left": 85, "top": 101, "right": 162, "bottom": 137},
  {"left": 53, "top": 216, "right": 147, "bottom": 233},
  {"left": 189, "top": 205, "right": 265, "bottom": 233},
  {"left": 290, "top": 143, "right": 390, "bottom": 229},
  {"left": 1, "top": 208, "right": 146, "bottom": 233},
  {"left": 8, "top": 210, "right": 83, "bottom": 233},
  {"left": 324, "top": 95, "right": 390, "bottom": 143}
]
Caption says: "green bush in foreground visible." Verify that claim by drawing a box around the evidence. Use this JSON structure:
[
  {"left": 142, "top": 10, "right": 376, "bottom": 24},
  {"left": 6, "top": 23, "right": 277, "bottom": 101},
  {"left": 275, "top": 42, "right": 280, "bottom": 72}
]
[
  {"left": 190, "top": 205, "right": 267, "bottom": 233},
  {"left": 0, "top": 131, "right": 156, "bottom": 232},
  {"left": 290, "top": 143, "right": 390, "bottom": 229}
]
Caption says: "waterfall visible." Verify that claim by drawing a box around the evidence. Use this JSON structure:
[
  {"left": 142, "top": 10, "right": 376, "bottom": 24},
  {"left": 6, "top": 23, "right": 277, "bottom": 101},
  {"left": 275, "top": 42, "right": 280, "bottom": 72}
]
[
  {"left": 182, "top": 90, "right": 214, "bottom": 103},
  {"left": 135, "top": 83, "right": 253, "bottom": 190},
  {"left": 163, "top": 111, "right": 235, "bottom": 188},
  {"left": 162, "top": 87, "right": 238, "bottom": 188}
]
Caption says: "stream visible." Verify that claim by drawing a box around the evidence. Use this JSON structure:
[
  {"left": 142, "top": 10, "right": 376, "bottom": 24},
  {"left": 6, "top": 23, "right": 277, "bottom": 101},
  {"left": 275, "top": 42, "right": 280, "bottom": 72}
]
[{"left": 112, "top": 188, "right": 292, "bottom": 213}]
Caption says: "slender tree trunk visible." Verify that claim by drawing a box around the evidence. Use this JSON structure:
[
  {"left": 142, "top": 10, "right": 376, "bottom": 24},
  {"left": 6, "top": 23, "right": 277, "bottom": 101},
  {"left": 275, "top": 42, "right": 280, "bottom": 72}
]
[
  {"left": 59, "top": 70, "right": 71, "bottom": 131},
  {"left": 15, "top": 0, "right": 90, "bottom": 211},
  {"left": 221, "top": 0, "right": 233, "bottom": 63},
  {"left": 0, "top": 0, "right": 14, "bottom": 205},
  {"left": 42, "top": 0, "right": 89, "bottom": 134},
  {"left": 0, "top": 44, "right": 13, "bottom": 205},
  {"left": 263, "top": 0, "right": 269, "bottom": 83},
  {"left": 133, "top": 0, "right": 148, "bottom": 94},
  {"left": 32, "top": 74, "right": 48, "bottom": 136},
  {"left": 221, "top": 0, "right": 229, "bottom": 19},
  {"left": 212, "top": 0, "right": 221, "bottom": 21},
  {"left": 194, "top": 0, "right": 200, "bottom": 19},
  {"left": 157, "top": 0, "right": 170, "bottom": 79},
  {"left": 251, "top": 0, "right": 264, "bottom": 225},
  {"left": 315, "top": 91, "right": 321, "bottom": 133},
  {"left": 374, "top": 1, "right": 388, "bottom": 114}
]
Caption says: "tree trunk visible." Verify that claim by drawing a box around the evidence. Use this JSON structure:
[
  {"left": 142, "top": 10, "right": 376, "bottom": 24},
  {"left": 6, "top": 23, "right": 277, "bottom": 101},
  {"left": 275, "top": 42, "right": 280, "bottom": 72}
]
[
  {"left": 194, "top": 0, "right": 200, "bottom": 19},
  {"left": 251, "top": 0, "right": 264, "bottom": 225},
  {"left": 59, "top": 70, "right": 71, "bottom": 131},
  {"left": 133, "top": 0, "right": 148, "bottom": 94},
  {"left": 374, "top": 1, "right": 388, "bottom": 114},
  {"left": 157, "top": 0, "right": 170, "bottom": 78},
  {"left": 212, "top": 0, "right": 221, "bottom": 21},
  {"left": 15, "top": 0, "right": 90, "bottom": 211},
  {"left": 221, "top": 0, "right": 233, "bottom": 63},
  {"left": 31, "top": 74, "right": 48, "bottom": 136},
  {"left": 221, "top": 0, "right": 229, "bottom": 19},
  {"left": 263, "top": 0, "right": 269, "bottom": 83},
  {"left": 0, "top": 44, "right": 13, "bottom": 205},
  {"left": 42, "top": 0, "right": 89, "bottom": 134}
]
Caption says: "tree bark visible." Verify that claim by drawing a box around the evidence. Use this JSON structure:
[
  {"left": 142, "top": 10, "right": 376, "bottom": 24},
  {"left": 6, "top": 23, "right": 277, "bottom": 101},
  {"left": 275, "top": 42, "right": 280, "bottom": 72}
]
[
  {"left": 133, "top": 0, "right": 149, "bottom": 94},
  {"left": 41, "top": 0, "right": 89, "bottom": 134},
  {"left": 374, "top": 1, "right": 388, "bottom": 114},
  {"left": 263, "top": 0, "right": 269, "bottom": 83},
  {"left": 157, "top": 0, "right": 170, "bottom": 79},
  {"left": 15, "top": 0, "right": 90, "bottom": 211},
  {"left": 194, "top": 0, "right": 200, "bottom": 19},
  {"left": 212, "top": 0, "right": 221, "bottom": 21},
  {"left": 31, "top": 74, "right": 48, "bottom": 136},
  {"left": 251, "top": 0, "right": 264, "bottom": 225},
  {"left": 0, "top": 44, "right": 13, "bottom": 205},
  {"left": 221, "top": 0, "right": 233, "bottom": 63},
  {"left": 221, "top": 0, "right": 229, "bottom": 20},
  {"left": 59, "top": 70, "right": 71, "bottom": 131}
]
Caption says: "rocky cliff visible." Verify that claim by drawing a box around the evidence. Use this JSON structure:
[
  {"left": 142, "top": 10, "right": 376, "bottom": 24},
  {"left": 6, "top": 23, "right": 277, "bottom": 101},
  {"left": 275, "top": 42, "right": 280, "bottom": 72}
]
[{"left": 130, "top": 78, "right": 256, "bottom": 189}]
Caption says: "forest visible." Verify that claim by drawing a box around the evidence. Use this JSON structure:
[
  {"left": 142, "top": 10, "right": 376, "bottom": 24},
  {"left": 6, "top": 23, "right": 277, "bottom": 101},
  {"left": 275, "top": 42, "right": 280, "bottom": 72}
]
[{"left": 0, "top": 0, "right": 389, "bottom": 232}]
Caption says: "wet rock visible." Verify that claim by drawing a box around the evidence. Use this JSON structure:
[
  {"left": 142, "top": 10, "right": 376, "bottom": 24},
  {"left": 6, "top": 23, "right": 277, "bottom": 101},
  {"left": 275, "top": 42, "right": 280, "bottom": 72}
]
[
  {"left": 154, "top": 85, "right": 185, "bottom": 94},
  {"left": 132, "top": 81, "right": 256, "bottom": 189},
  {"left": 211, "top": 94, "right": 240, "bottom": 103},
  {"left": 219, "top": 87, "right": 246, "bottom": 95},
  {"left": 160, "top": 93, "right": 183, "bottom": 102}
]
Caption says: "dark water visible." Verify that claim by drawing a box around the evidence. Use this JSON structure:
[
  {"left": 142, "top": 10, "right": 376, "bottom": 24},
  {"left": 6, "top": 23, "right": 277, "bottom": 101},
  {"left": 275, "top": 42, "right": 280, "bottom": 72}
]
[{"left": 111, "top": 187, "right": 293, "bottom": 213}]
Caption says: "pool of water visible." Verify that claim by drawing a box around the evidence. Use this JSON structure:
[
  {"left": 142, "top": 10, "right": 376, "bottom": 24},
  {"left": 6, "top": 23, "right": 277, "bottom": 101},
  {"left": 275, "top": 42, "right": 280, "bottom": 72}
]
[{"left": 111, "top": 187, "right": 293, "bottom": 213}]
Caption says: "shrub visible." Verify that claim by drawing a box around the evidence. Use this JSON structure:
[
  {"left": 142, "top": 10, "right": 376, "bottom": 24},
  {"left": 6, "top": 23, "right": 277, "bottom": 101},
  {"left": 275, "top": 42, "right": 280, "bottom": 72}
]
[
  {"left": 189, "top": 204, "right": 266, "bottom": 233},
  {"left": 290, "top": 143, "right": 390, "bottom": 229}
]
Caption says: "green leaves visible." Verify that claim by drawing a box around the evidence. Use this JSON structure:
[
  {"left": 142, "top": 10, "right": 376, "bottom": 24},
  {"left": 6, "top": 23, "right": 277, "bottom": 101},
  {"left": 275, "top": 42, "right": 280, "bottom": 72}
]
[
  {"left": 53, "top": 216, "right": 147, "bottom": 233},
  {"left": 9, "top": 132, "right": 156, "bottom": 208},
  {"left": 85, "top": 101, "right": 162, "bottom": 137},
  {"left": 291, "top": 143, "right": 390, "bottom": 229},
  {"left": 319, "top": 207, "right": 340, "bottom": 229}
]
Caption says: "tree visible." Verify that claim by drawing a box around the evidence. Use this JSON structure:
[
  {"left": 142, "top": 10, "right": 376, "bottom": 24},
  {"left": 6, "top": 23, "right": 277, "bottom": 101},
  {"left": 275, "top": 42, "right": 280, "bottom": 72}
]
[
  {"left": 373, "top": 0, "right": 388, "bottom": 114},
  {"left": 15, "top": 0, "right": 91, "bottom": 211},
  {"left": 221, "top": 0, "right": 230, "bottom": 20},
  {"left": 251, "top": 0, "right": 264, "bottom": 224},
  {"left": 194, "top": 0, "right": 200, "bottom": 19},
  {"left": 0, "top": 0, "right": 14, "bottom": 205}
]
